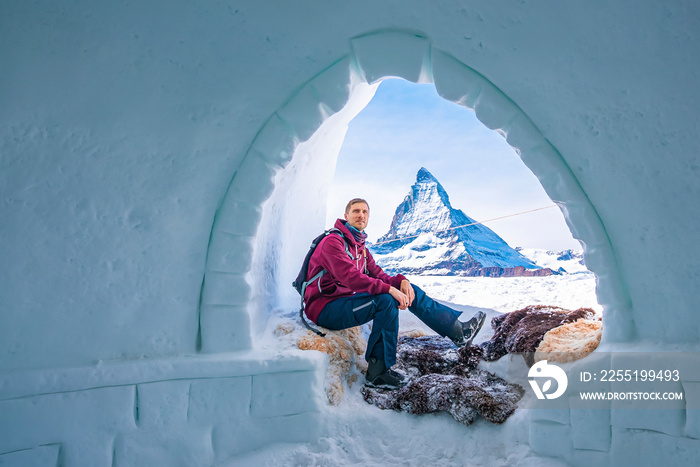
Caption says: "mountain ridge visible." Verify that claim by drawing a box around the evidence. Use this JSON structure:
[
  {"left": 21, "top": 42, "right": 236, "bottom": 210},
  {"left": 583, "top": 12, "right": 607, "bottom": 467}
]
[{"left": 370, "top": 168, "right": 554, "bottom": 277}]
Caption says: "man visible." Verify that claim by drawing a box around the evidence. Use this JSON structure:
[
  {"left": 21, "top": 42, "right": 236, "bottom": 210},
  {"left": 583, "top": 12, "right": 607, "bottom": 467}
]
[{"left": 303, "top": 198, "right": 486, "bottom": 389}]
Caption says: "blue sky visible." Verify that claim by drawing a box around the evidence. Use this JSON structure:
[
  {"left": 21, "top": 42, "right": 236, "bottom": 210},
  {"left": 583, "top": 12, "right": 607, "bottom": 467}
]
[{"left": 326, "top": 78, "right": 580, "bottom": 251}]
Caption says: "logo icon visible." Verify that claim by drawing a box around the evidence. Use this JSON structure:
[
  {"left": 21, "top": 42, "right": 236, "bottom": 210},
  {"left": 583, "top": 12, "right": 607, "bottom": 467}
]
[{"left": 528, "top": 360, "right": 568, "bottom": 400}]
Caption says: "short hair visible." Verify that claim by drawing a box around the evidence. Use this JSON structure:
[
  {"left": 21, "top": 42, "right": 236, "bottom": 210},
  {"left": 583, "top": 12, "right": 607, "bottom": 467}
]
[{"left": 345, "top": 198, "right": 370, "bottom": 214}]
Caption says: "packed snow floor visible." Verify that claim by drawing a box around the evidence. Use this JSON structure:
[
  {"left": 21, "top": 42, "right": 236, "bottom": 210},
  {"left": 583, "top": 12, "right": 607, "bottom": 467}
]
[{"left": 227, "top": 272, "right": 599, "bottom": 466}]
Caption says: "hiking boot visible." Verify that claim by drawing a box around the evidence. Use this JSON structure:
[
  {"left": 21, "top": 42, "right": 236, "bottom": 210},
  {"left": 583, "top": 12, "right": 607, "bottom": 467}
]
[
  {"left": 448, "top": 310, "right": 486, "bottom": 347},
  {"left": 365, "top": 357, "right": 406, "bottom": 390}
]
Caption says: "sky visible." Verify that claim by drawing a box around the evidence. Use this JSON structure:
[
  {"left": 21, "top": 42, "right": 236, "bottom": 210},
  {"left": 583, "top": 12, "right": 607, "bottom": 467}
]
[{"left": 326, "top": 78, "right": 581, "bottom": 251}]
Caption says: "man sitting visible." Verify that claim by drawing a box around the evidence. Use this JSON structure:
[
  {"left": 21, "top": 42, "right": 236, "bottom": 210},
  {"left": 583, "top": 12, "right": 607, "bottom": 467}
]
[{"left": 303, "top": 198, "right": 486, "bottom": 389}]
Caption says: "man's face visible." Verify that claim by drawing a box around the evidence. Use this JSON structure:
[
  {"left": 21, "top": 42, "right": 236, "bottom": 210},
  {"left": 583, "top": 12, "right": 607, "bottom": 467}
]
[{"left": 344, "top": 202, "right": 370, "bottom": 231}]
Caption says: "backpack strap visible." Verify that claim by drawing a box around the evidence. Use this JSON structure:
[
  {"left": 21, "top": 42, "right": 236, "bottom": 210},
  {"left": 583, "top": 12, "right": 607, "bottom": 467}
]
[
  {"left": 298, "top": 229, "right": 351, "bottom": 337},
  {"left": 299, "top": 308, "right": 326, "bottom": 337},
  {"left": 300, "top": 270, "right": 326, "bottom": 299},
  {"left": 299, "top": 270, "right": 327, "bottom": 337},
  {"left": 327, "top": 228, "right": 353, "bottom": 260}
]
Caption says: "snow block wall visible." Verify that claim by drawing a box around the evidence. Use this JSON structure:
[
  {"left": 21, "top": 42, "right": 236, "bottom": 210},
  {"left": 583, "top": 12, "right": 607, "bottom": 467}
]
[
  {"left": 0, "top": 354, "right": 325, "bottom": 466},
  {"left": 2, "top": 1, "right": 699, "bottom": 465}
]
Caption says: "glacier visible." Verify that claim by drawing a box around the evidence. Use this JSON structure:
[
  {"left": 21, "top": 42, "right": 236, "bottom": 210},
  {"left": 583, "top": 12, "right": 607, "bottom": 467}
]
[
  {"left": 1, "top": 1, "right": 699, "bottom": 466},
  {"left": 371, "top": 167, "right": 545, "bottom": 276}
]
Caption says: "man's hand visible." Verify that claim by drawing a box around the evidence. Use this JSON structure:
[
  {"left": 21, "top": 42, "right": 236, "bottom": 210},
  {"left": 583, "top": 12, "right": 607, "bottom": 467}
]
[
  {"left": 400, "top": 279, "right": 415, "bottom": 307},
  {"left": 389, "top": 287, "right": 410, "bottom": 310}
]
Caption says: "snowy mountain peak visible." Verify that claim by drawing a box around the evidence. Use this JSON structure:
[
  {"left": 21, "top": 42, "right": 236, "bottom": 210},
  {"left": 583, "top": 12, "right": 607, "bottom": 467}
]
[
  {"left": 416, "top": 166, "right": 439, "bottom": 183},
  {"left": 372, "top": 168, "right": 547, "bottom": 277},
  {"left": 379, "top": 168, "right": 455, "bottom": 243},
  {"left": 413, "top": 167, "right": 451, "bottom": 210}
]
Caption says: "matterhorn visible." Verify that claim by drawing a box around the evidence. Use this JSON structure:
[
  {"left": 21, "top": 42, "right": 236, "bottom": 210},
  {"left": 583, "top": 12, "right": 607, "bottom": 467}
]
[{"left": 371, "top": 168, "right": 552, "bottom": 277}]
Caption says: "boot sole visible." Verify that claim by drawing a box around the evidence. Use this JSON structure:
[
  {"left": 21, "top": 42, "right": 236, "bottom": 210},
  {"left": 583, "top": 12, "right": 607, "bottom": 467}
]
[{"left": 364, "top": 380, "right": 406, "bottom": 390}]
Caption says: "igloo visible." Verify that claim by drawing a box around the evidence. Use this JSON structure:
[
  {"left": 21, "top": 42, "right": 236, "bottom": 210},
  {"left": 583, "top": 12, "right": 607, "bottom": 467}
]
[{"left": 1, "top": 1, "right": 699, "bottom": 465}]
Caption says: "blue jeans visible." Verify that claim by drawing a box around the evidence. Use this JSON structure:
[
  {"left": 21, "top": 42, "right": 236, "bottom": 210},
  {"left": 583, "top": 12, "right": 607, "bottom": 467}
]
[{"left": 316, "top": 284, "right": 461, "bottom": 368}]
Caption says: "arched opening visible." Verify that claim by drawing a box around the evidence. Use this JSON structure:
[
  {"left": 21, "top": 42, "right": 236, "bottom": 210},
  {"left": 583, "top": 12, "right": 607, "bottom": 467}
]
[
  {"left": 198, "top": 30, "right": 634, "bottom": 355},
  {"left": 325, "top": 77, "right": 599, "bottom": 320}
]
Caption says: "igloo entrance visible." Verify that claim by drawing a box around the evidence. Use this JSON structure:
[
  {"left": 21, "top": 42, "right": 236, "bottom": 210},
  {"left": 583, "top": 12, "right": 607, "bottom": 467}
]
[{"left": 198, "top": 30, "right": 633, "bottom": 356}]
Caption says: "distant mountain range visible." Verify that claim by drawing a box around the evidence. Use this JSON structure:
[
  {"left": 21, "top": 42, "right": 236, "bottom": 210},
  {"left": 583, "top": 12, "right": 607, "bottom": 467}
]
[
  {"left": 517, "top": 248, "right": 587, "bottom": 275},
  {"left": 370, "top": 168, "right": 555, "bottom": 277}
]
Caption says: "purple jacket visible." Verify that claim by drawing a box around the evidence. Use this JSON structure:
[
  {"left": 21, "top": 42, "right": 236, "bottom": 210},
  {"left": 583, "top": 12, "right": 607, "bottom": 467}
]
[{"left": 303, "top": 219, "right": 406, "bottom": 323}]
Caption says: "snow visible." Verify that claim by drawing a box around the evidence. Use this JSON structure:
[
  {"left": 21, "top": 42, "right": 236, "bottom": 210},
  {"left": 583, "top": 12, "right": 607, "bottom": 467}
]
[
  {"left": 228, "top": 272, "right": 596, "bottom": 466},
  {"left": 248, "top": 80, "right": 379, "bottom": 332},
  {"left": 229, "top": 404, "right": 563, "bottom": 467},
  {"left": 408, "top": 273, "right": 601, "bottom": 318}
]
